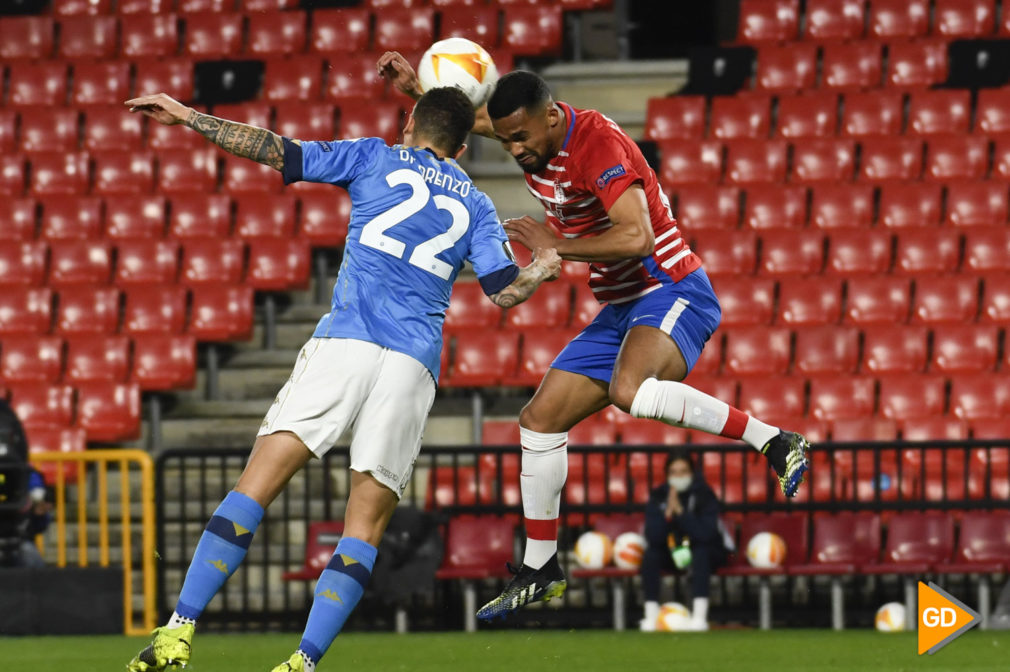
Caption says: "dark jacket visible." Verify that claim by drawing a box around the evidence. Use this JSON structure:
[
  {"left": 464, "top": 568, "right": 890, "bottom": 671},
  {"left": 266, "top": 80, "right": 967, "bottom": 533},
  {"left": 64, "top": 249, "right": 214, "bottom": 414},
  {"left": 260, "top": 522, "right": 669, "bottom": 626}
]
[{"left": 644, "top": 476, "right": 730, "bottom": 551}]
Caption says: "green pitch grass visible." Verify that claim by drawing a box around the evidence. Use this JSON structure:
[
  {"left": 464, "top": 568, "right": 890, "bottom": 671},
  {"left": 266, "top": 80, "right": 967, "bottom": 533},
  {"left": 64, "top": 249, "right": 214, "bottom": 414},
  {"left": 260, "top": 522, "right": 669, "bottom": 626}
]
[{"left": 2, "top": 630, "right": 1008, "bottom": 672}]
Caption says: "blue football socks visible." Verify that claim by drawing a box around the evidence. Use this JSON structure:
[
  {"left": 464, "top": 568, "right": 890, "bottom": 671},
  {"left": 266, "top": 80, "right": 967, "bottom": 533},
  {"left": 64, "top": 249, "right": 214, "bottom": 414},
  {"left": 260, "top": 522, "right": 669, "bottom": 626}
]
[
  {"left": 174, "top": 490, "right": 264, "bottom": 620},
  {"left": 297, "top": 537, "right": 377, "bottom": 665}
]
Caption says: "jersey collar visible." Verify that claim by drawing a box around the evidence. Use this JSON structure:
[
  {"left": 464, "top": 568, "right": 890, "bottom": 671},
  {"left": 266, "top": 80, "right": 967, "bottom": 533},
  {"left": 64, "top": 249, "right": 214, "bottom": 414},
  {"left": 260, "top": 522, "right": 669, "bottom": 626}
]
[{"left": 558, "top": 102, "right": 576, "bottom": 152}]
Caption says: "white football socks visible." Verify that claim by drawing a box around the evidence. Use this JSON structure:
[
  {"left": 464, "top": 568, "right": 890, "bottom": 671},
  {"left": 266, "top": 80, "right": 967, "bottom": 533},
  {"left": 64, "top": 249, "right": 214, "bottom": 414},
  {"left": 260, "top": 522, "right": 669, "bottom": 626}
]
[
  {"left": 631, "top": 377, "right": 779, "bottom": 449},
  {"left": 519, "top": 426, "right": 568, "bottom": 570},
  {"left": 167, "top": 612, "right": 195, "bottom": 629},
  {"left": 692, "top": 597, "right": 709, "bottom": 627}
]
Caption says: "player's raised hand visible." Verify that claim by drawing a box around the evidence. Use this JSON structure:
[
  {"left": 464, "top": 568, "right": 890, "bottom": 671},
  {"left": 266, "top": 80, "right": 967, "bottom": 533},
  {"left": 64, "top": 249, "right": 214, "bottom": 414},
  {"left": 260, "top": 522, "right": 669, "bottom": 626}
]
[
  {"left": 125, "top": 93, "right": 192, "bottom": 126},
  {"left": 503, "top": 216, "right": 557, "bottom": 253},
  {"left": 377, "top": 51, "right": 423, "bottom": 99},
  {"left": 531, "top": 247, "right": 562, "bottom": 282}
]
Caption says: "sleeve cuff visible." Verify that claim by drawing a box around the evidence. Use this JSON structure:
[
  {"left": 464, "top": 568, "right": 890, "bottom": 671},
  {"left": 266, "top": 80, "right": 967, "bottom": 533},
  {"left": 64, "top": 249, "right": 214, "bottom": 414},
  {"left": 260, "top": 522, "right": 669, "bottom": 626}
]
[
  {"left": 281, "top": 137, "right": 303, "bottom": 185},
  {"left": 478, "top": 264, "right": 520, "bottom": 296}
]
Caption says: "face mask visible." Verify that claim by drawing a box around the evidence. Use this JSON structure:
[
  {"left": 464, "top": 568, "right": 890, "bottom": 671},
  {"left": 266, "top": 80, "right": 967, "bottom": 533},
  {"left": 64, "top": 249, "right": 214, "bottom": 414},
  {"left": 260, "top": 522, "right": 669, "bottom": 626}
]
[{"left": 668, "top": 475, "right": 692, "bottom": 493}]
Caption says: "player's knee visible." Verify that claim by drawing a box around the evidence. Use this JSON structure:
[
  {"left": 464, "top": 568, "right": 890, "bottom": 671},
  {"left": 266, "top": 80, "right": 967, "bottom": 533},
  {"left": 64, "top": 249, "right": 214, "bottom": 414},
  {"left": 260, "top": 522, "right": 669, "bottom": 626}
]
[
  {"left": 518, "top": 404, "right": 551, "bottom": 433},
  {"left": 608, "top": 375, "right": 641, "bottom": 413}
]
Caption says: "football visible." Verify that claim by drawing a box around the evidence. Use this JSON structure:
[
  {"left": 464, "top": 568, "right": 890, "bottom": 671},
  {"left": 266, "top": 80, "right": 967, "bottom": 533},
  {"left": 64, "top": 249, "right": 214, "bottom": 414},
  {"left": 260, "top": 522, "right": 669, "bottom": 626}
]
[
  {"left": 656, "top": 602, "right": 693, "bottom": 631},
  {"left": 745, "top": 531, "right": 787, "bottom": 569},
  {"left": 612, "top": 531, "right": 646, "bottom": 569},
  {"left": 875, "top": 602, "right": 907, "bottom": 632},
  {"left": 416, "top": 37, "right": 499, "bottom": 108},
  {"left": 573, "top": 530, "right": 613, "bottom": 569}
]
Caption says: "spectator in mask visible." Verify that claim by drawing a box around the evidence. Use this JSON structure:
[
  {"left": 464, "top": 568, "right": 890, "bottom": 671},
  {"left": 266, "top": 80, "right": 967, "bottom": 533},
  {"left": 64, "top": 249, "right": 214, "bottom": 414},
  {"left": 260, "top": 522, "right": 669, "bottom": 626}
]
[{"left": 639, "top": 450, "right": 733, "bottom": 631}]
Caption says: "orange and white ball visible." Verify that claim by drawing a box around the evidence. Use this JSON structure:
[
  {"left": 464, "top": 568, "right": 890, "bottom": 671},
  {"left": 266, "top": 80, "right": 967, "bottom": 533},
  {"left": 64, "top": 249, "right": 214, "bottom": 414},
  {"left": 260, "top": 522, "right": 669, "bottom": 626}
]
[
  {"left": 613, "top": 532, "right": 646, "bottom": 569},
  {"left": 574, "top": 531, "right": 612, "bottom": 569},
  {"left": 656, "top": 602, "right": 692, "bottom": 631},
  {"left": 745, "top": 531, "right": 787, "bottom": 569},
  {"left": 875, "top": 602, "right": 906, "bottom": 632}
]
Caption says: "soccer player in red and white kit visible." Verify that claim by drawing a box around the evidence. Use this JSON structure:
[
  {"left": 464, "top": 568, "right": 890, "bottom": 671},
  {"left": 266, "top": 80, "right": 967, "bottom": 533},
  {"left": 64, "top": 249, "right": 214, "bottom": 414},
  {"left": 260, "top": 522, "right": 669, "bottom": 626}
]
[{"left": 379, "top": 58, "right": 811, "bottom": 621}]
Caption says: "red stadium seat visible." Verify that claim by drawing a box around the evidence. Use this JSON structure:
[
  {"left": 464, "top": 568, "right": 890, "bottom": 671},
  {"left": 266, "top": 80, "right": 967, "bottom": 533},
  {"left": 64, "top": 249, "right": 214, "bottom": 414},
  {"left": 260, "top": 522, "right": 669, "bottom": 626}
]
[
  {"left": 445, "top": 331, "right": 519, "bottom": 387},
  {"left": 0, "top": 110, "right": 15, "bottom": 154},
  {"left": 339, "top": 101, "right": 403, "bottom": 145},
  {"left": 776, "top": 277, "right": 842, "bottom": 325},
  {"left": 168, "top": 193, "right": 231, "bottom": 239},
  {"left": 134, "top": 58, "right": 194, "bottom": 103},
  {"left": 964, "top": 228, "right": 1010, "bottom": 272},
  {"left": 503, "top": 281, "right": 571, "bottom": 330},
  {"left": 324, "top": 54, "right": 387, "bottom": 101},
  {"left": 951, "top": 373, "right": 1010, "bottom": 421},
  {"left": 674, "top": 186, "right": 740, "bottom": 231},
  {"left": 791, "top": 513, "right": 880, "bottom": 576},
  {"left": 0, "top": 16, "right": 54, "bottom": 61},
  {"left": 8, "top": 383, "right": 75, "bottom": 430},
  {"left": 20, "top": 108, "right": 79, "bottom": 154},
  {"left": 310, "top": 8, "right": 371, "bottom": 54},
  {"left": 188, "top": 284, "right": 255, "bottom": 341},
  {"left": 0, "top": 288, "right": 52, "bottom": 335},
  {"left": 178, "top": 0, "right": 232, "bottom": 12},
  {"left": 93, "top": 151, "right": 155, "bottom": 195},
  {"left": 644, "top": 97, "right": 706, "bottom": 142},
  {"left": 233, "top": 194, "right": 297, "bottom": 239},
  {"left": 759, "top": 230, "right": 824, "bottom": 277},
  {"left": 774, "top": 93, "right": 837, "bottom": 139},
  {"left": 692, "top": 332, "right": 723, "bottom": 376},
  {"left": 821, "top": 42, "right": 883, "bottom": 91},
  {"left": 911, "top": 275, "right": 979, "bottom": 324},
  {"left": 689, "top": 229, "right": 757, "bottom": 277},
  {"left": 39, "top": 196, "right": 102, "bottom": 241},
  {"left": 724, "top": 139, "right": 788, "bottom": 185},
  {"left": 274, "top": 103, "right": 336, "bottom": 142},
  {"left": 844, "top": 277, "right": 911, "bottom": 326},
  {"left": 723, "top": 327, "right": 791, "bottom": 376},
  {"left": 907, "top": 91, "right": 972, "bottom": 136},
  {"left": 878, "top": 374, "right": 945, "bottom": 421},
  {"left": 445, "top": 282, "right": 501, "bottom": 333},
  {"left": 215, "top": 102, "right": 272, "bottom": 129},
  {"left": 570, "top": 283, "right": 602, "bottom": 328},
  {"left": 104, "top": 195, "right": 166, "bottom": 240},
  {"left": 859, "top": 138, "right": 924, "bottom": 183},
  {"left": 298, "top": 191, "right": 351, "bottom": 247},
  {"left": 974, "top": 88, "right": 1010, "bottom": 135},
  {"left": 737, "top": 0, "right": 799, "bottom": 44},
  {"left": 981, "top": 273, "right": 1010, "bottom": 324},
  {"left": 508, "top": 328, "right": 579, "bottom": 387},
  {"left": 743, "top": 185, "right": 806, "bottom": 230},
  {"left": 893, "top": 229, "right": 961, "bottom": 275},
  {"left": 132, "top": 334, "right": 197, "bottom": 390},
  {"left": 710, "top": 96, "right": 771, "bottom": 140},
  {"left": 710, "top": 276, "right": 775, "bottom": 327},
  {"left": 122, "top": 285, "right": 188, "bottom": 335},
  {"left": 54, "top": 287, "right": 120, "bottom": 335},
  {"left": 825, "top": 230, "right": 892, "bottom": 276},
  {"left": 481, "top": 421, "right": 520, "bottom": 446},
  {"left": 114, "top": 239, "right": 180, "bottom": 286},
  {"left": 180, "top": 239, "right": 246, "bottom": 286},
  {"left": 247, "top": 11, "right": 307, "bottom": 56},
  {"left": 809, "top": 183, "right": 873, "bottom": 230},
  {"left": 901, "top": 419, "right": 968, "bottom": 443},
  {"left": 245, "top": 238, "right": 311, "bottom": 290},
  {"left": 862, "top": 512, "right": 953, "bottom": 574},
  {"left": 831, "top": 416, "right": 899, "bottom": 442},
  {"left": 84, "top": 105, "right": 144, "bottom": 152},
  {"left": 809, "top": 376, "right": 875, "bottom": 421},
  {"left": 502, "top": 6, "right": 562, "bottom": 56},
  {"left": 658, "top": 140, "right": 722, "bottom": 187},
  {"left": 147, "top": 114, "right": 207, "bottom": 151},
  {"left": 887, "top": 39, "right": 948, "bottom": 89},
  {"left": 0, "top": 240, "right": 47, "bottom": 288},
  {"left": 25, "top": 426, "right": 86, "bottom": 484},
  {"left": 861, "top": 325, "right": 927, "bottom": 374},
  {"left": 375, "top": 8, "right": 435, "bottom": 52},
  {"left": 790, "top": 138, "right": 855, "bottom": 184},
  {"left": 239, "top": 0, "right": 300, "bottom": 9},
  {"left": 924, "top": 135, "right": 988, "bottom": 182},
  {"left": 71, "top": 61, "right": 131, "bottom": 107},
  {"left": 281, "top": 519, "right": 345, "bottom": 582},
  {"left": 120, "top": 13, "right": 178, "bottom": 58},
  {"left": 181, "top": 11, "right": 243, "bottom": 58},
  {"left": 840, "top": 91, "right": 903, "bottom": 138},
  {"left": 222, "top": 154, "right": 284, "bottom": 193},
  {"left": 944, "top": 182, "right": 1008, "bottom": 228},
  {"left": 440, "top": 6, "right": 500, "bottom": 45},
  {"left": 738, "top": 377, "right": 805, "bottom": 419},
  {"left": 7, "top": 63, "right": 67, "bottom": 108},
  {"left": 118, "top": 0, "right": 173, "bottom": 12},
  {"left": 29, "top": 152, "right": 89, "bottom": 197},
  {"left": 868, "top": 0, "right": 929, "bottom": 39},
  {"left": 934, "top": 0, "right": 995, "bottom": 38},
  {"left": 57, "top": 16, "right": 117, "bottom": 60},
  {"left": 76, "top": 381, "right": 142, "bottom": 442},
  {"left": 157, "top": 149, "right": 218, "bottom": 195},
  {"left": 931, "top": 324, "right": 999, "bottom": 374},
  {"left": 726, "top": 513, "right": 808, "bottom": 572},
  {"left": 803, "top": 0, "right": 864, "bottom": 41},
  {"left": 946, "top": 512, "right": 1010, "bottom": 573},
  {"left": 878, "top": 183, "right": 942, "bottom": 229},
  {"left": 989, "top": 137, "right": 1010, "bottom": 181},
  {"left": 64, "top": 334, "right": 130, "bottom": 383},
  {"left": 0, "top": 198, "right": 36, "bottom": 241},
  {"left": 794, "top": 325, "right": 859, "bottom": 376},
  {"left": 48, "top": 240, "right": 113, "bottom": 287},
  {"left": 262, "top": 56, "right": 323, "bottom": 102},
  {"left": 0, "top": 336, "right": 63, "bottom": 384},
  {"left": 434, "top": 516, "right": 513, "bottom": 584}
]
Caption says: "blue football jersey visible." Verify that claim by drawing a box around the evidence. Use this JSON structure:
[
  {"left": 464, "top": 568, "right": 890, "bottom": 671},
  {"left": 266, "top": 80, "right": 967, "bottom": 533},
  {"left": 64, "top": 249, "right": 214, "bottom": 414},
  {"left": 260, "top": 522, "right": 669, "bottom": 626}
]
[{"left": 281, "top": 137, "right": 518, "bottom": 383}]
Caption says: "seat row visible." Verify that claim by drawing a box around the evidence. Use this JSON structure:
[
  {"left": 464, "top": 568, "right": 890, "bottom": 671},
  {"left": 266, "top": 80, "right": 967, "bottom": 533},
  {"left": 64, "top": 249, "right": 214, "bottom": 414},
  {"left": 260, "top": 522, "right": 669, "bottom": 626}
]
[
  {"left": 657, "top": 136, "right": 1010, "bottom": 187},
  {"left": 2, "top": 380, "right": 141, "bottom": 443},
  {"left": 0, "top": 7, "right": 561, "bottom": 61},
  {"left": 672, "top": 182, "right": 1010, "bottom": 231},
  {"left": 647, "top": 89, "right": 1010, "bottom": 142},
  {"left": 50, "top": 0, "right": 605, "bottom": 16},
  {"left": 739, "top": 0, "right": 1005, "bottom": 44}
]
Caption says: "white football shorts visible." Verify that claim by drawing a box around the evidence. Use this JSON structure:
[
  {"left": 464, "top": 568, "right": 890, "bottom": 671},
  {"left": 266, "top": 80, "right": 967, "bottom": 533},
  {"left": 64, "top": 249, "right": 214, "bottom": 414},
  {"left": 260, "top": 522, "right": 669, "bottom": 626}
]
[{"left": 257, "top": 337, "right": 436, "bottom": 498}]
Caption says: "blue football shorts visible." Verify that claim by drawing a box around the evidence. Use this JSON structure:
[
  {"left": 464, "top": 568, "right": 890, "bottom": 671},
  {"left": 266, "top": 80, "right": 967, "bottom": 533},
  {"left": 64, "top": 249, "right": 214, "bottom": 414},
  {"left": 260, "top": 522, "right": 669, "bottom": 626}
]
[{"left": 551, "top": 268, "right": 722, "bottom": 384}]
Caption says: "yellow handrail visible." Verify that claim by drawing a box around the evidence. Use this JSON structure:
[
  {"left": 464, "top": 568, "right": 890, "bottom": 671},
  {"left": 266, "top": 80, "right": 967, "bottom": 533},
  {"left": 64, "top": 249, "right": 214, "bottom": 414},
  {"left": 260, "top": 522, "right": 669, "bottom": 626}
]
[{"left": 29, "top": 449, "right": 157, "bottom": 635}]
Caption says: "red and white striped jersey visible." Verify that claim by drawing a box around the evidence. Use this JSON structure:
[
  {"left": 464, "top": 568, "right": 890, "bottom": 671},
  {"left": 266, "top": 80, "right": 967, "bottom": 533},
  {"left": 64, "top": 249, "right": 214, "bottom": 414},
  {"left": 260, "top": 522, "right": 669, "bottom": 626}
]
[{"left": 524, "top": 103, "right": 701, "bottom": 305}]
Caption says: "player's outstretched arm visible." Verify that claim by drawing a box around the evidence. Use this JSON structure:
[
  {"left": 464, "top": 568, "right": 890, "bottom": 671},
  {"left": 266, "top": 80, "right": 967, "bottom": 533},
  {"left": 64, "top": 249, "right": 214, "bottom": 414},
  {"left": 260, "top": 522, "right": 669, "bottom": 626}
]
[
  {"left": 489, "top": 247, "right": 561, "bottom": 309},
  {"left": 125, "top": 93, "right": 293, "bottom": 171}
]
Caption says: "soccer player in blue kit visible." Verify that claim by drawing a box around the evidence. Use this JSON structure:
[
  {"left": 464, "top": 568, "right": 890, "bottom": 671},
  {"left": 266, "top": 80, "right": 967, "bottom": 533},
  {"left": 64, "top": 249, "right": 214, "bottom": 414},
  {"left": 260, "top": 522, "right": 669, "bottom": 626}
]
[{"left": 122, "top": 87, "right": 561, "bottom": 672}]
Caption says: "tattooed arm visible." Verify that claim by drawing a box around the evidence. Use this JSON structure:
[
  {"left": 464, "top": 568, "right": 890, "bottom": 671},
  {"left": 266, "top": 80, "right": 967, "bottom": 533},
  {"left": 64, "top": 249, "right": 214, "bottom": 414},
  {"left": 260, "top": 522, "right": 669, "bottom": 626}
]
[
  {"left": 489, "top": 247, "right": 562, "bottom": 309},
  {"left": 125, "top": 93, "right": 294, "bottom": 171}
]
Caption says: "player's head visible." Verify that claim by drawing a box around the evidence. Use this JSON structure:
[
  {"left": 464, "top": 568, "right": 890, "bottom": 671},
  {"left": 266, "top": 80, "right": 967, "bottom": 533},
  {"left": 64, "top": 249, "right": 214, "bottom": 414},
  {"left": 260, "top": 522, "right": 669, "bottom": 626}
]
[
  {"left": 487, "top": 70, "right": 563, "bottom": 174},
  {"left": 406, "top": 86, "right": 475, "bottom": 159},
  {"left": 665, "top": 450, "right": 695, "bottom": 492}
]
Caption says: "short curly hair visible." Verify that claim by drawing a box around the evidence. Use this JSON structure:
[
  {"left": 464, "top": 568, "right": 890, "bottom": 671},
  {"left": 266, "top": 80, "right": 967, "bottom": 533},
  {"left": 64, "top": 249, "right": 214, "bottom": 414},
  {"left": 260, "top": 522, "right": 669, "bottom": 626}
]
[
  {"left": 487, "top": 70, "right": 552, "bottom": 120},
  {"left": 412, "top": 86, "right": 475, "bottom": 155}
]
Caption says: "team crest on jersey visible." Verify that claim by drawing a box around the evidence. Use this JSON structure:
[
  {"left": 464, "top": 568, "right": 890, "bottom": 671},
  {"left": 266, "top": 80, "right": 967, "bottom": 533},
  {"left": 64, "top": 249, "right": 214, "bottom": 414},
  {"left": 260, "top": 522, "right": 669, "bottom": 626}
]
[
  {"left": 553, "top": 180, "right": 566, "bottom": 203},
  {"left": 596, "top": 163, "right": 626, "bottom": 188}
]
